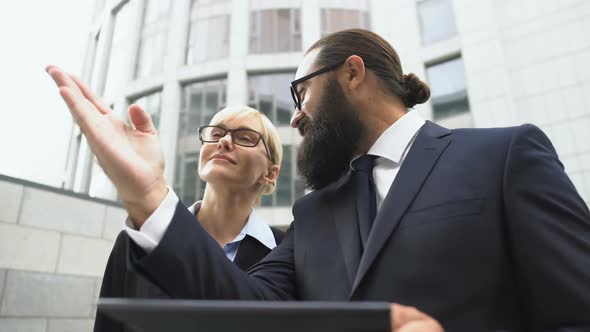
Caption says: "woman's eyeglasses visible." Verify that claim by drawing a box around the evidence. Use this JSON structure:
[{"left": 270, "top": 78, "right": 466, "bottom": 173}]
[{"left": 198, "top": 125, "right": 275, "bottom": 164}]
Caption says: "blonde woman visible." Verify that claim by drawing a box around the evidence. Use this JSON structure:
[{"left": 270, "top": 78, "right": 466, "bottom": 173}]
[{"left": 96, "top": 106, "right": 284, "bottom": 331}]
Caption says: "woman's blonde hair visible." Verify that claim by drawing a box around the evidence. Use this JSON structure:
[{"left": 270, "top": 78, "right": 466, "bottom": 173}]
[{"left": 209, "top": 105, "right": 283, "bottom": 204}]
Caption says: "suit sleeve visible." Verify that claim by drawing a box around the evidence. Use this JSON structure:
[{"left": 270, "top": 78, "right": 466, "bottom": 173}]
[
  {"left": 94, "top": 231, "right": 172, "bottom": 332},
  {"left": 503, "top": 124, "right": 590, "bottom": 331},
  {"left": 129, "top": 201, "right": 297, "bottom": 300},
  {"left": 93, "top": 232, "right": 128, "bottom": 332}
]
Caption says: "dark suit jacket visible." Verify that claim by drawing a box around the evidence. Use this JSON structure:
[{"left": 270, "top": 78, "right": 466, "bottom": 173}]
[
  {"left": 127, "top": 122, "right": 590, "bottom": 331},
  {"left": 93, "top": 228, "right": 284, "bottom": 332}
]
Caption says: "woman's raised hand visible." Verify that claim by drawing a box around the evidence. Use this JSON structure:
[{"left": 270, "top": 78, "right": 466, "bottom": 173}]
[{"left": 46, "top": 65, "right": 168, "bottom": 226}]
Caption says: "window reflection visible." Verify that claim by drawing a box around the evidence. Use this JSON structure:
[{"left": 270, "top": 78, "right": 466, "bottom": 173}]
[
  {"left": 175, "top": 79, "right": 227, "bottom": 204},
  {"left": 248, "top": 72, "right": 294, "bottom": 126},
  {"left": 426, "top": 57, "right": 471, "bottom": 120},
  {"left": 135, "top": 0, "right": 171, "bottom": 78},
  {"left": 130, "top": 91, "right": 163, "bottom": 129},
  {"left": 261, "top": 145, "right": 305, "bottom": 207},
  {"left": 416, "top": 0, "right": 458, "bottom": 45},
  {"left": 104, "top": 1, "right": 135, "bottom": 98},
  {"left": 250, "top": 9, "right": 301, "bottom": 54},
  {"left": 186, "top": 0, "right": 230, "bottom": 64},
  {"left": 320, "top": 8, "right": 369, "bottom": 37}
]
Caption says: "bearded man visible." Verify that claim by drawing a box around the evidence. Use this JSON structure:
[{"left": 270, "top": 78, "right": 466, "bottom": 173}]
[{"left": 47, "top": 29, "right": 590, "bottom": 332}]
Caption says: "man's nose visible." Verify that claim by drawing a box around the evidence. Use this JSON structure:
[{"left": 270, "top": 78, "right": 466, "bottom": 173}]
[{"left": 290, "top": 110, "right": 305, "bottom": 128}]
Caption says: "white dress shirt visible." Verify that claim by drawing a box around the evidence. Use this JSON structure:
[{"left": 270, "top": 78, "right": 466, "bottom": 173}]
[
  {"left": 351, "top": 110, "right": 425, "bottom": 211},
  {"left": 124, "top": 195, "right": 277, "bottom": 260},
  {"left": 125, "top": 110, "right": 425, "bottom": 252}
]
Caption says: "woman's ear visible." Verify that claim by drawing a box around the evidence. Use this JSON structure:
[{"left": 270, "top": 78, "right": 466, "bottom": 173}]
[{"left": 264, "top": 164, "right": 280, "bottom": 186}]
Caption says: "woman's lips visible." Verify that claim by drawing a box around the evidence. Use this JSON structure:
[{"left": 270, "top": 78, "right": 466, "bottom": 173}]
[{"left": 210, "top": 154, "right": 237, "bottom": 165}]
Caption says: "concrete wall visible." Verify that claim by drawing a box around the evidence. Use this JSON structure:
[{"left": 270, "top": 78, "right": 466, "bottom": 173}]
[
  {"left": 456, "top": 0, "right": 590, "bottom": 205},
  {"left": 0, "top": 175, "right": 126, "bottom": 332}
]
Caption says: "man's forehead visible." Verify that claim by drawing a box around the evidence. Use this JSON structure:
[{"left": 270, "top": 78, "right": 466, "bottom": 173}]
[{"left": 294, "top": 48, "right": 321, "bottom": 80}]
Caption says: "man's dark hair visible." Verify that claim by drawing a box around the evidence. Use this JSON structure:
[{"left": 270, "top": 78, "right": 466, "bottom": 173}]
[{"left": 307, "top": 29, "right": 431, "bottom": 108}]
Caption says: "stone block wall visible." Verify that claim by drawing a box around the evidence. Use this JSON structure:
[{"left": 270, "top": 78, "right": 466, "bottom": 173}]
[{"left": 0, "top": 175, "right": 126, "bottom": 332}]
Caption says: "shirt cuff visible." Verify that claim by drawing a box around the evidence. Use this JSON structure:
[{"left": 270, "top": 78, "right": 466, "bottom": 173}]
[{"left": 124, "top": 186, "right": 180, "bottom": 253}]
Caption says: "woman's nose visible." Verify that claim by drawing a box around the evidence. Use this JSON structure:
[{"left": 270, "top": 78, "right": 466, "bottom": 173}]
[{"left": 217, "top": 133, "right": 234, "bottom": 151}]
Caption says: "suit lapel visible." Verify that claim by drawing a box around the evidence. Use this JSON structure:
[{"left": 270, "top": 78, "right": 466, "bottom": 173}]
[
  {"left": 350, "top": 121, "right": 452, "bottom": 297},
  {"left": 329, "top": 173, "right": 362, "bottom": 288}
]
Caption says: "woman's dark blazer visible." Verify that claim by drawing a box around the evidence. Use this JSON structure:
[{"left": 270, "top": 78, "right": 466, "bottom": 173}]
[{"left": 93, "top": 227, "right": 284, "bottom": 332}]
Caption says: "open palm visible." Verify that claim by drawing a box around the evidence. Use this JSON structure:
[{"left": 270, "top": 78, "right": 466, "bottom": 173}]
[{"left": 46, "top": 65, "right": 168, "bottom": 223}]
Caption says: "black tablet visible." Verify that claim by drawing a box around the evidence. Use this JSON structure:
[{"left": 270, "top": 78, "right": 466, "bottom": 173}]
[{"left": 98, "top": 298, "right": 390, "bottom": 332}]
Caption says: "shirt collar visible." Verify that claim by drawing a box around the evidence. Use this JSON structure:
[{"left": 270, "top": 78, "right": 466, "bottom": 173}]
[
  {"left": 188, "top": 201, "right": 277, "bottom": 250},
  {"left": 351, "top": 109, "right": 426, "bottom": 167}
]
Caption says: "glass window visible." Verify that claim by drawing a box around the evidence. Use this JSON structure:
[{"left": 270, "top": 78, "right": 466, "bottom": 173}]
[
  {"left": 249, "top": 9, "right": 301, "bottom": 54},
  {"left": 104, "top": 1, "right": 135, "bottom": 98},
  {"left": 130, "top": 91, "right": 163, "bottom": 129},
  {"left": 88, "top": 29, "right": 104, "bottom": 94},
  {"left": 261, "top": 145, "right": 305, "bottom": 207},
  {"left": 416, "top": 0, "right": 458, "bottom": 45},
  {"left": 276, "top": 144, "right": 292, "bottom": 206},
  {"left": 320, "top": 9, "right": 369, "bottom": 37},
  {"left": 135, "top": 0, "right": 171, "bottom": 78},
  {"left": 175, "top": 79, "right": 227, "bottom": 204},
  {"left": 186, "top": 0, "right": 230, "bottom": 64},
  {"left": 173, "top": 153, "right": 207, "bottom": 205},
  {"left": 426, "top": 57, "right": 470, "bottom": 120},
  {"left": 248, "top": 72, "right": 294, "bottom": 125}
]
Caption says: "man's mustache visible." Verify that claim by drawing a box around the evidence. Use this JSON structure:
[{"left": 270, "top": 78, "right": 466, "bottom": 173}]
[{"left": 298, "top": 116, "right": 311, "bottom": 137}]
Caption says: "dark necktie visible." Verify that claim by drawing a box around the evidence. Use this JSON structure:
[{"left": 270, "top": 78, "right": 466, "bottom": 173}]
[{"left": 353, "top": 154, "right": 377, "bottom": 248}]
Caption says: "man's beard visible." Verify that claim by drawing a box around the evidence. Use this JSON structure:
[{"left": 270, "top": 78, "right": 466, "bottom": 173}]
[{"left": 297, "top": 77, "right": 365, "bottom": 190}]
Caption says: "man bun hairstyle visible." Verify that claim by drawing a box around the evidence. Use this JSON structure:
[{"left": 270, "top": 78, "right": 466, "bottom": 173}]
[
  {"left": 307, "top": 29, "right": 431, "bottom": 108},
  {"left": 402, "top": 73, "right": 430, "bottom": 108}
]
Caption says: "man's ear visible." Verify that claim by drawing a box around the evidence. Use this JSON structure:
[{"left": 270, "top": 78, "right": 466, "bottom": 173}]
[{"left": 343, "top": 55, "right": 366, "bottom": 90}]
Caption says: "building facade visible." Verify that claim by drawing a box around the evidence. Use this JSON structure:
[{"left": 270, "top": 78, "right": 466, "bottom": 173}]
[{"left": 65, "top": 0, "right": 590, "bottom": 226}]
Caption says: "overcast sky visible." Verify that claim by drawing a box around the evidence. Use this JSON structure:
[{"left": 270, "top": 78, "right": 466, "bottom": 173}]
[{"left": 0, "top": 0, "right": 94, "bottom": 187}]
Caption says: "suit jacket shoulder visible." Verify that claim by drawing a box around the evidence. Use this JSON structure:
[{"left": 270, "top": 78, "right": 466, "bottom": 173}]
[{"left": 270, "top": 226, "right": 285, "bottom": 244}]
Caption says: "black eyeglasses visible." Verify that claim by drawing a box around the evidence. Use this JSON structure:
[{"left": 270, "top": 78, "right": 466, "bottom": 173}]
[
  {"left": 290, "top": 61, "right": 345, "bottom": 110},
  {"left": 198, "top": 125, "right": 275, "bottom": 164}
]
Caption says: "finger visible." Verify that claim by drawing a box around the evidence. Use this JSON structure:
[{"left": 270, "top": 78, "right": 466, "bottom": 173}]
[
  {"left": 128, "top": 104, "right": 156, "bottom": 134},
  {"left": 398, "top": 320, "right": 443, "bottom": 332},
  {"left": 69, "top": 73, "right": 111, "bottom": 114},
  {"left": 59, "top": 87, "right": 99, "bottom": 132},
  {"left": 391, "top": 304, "right": 428, "bottom": 329},
  {"left": 46, "top": 65, "right": 84, "bottom": 100}
]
